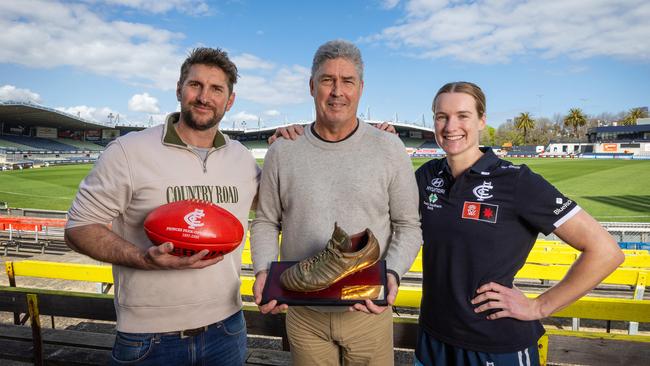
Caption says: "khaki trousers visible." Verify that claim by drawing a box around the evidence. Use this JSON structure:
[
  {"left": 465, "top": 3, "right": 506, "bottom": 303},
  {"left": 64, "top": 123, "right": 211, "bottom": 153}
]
[{"left": 286, "top": 306, "right": 394, "bottom": 366}]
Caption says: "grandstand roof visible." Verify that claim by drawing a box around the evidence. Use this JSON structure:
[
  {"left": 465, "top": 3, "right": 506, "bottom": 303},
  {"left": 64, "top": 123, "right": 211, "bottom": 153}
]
[
  {"left": 227, "top": 119, "right": 433, "bottom": 136},
  {"left": 0, "top": 101, "right": 108, "bottom": 130},
  {"left": 0, "top": 101, "right": 435, "bottom": 138},
  {"left": 588, "top": 124, "right": 650, "bottom": 133}
]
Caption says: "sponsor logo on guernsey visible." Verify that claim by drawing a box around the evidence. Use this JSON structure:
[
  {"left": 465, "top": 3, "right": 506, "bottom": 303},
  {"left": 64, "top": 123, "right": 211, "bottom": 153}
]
[
  {"left": 554, "top": 199, "right": 573, "bottom": 215},
  {"left": 472, "top": 181, "right": 494, "bottom": 201},
  {"left": 556, "top": 197, "right": 563, "bottom": 204},
  {"left": 480, "top": 171, "right": 490, "bottom": 176},
  {"left": 166, "top": 185, "right": 239, "bottom": 204},
  {"left": 184, "top": 209, "right": 205, "bottom": 229},
  {"left": 426, "top": 177, "right": 446, "bottom": 194},
  {"left": 424, "top": 193, "right": 442, "bottom": 210},
  {"left": 462, "top": 201, "right": 498, "bottom": 223}
]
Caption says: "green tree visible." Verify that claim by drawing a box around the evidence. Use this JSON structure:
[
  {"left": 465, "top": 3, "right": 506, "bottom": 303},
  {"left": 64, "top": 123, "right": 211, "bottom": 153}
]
[
  {"left": 514, "top": 112, "right": 535, "bottom": 144},
  {"left": 563, "top": 108, "right": 587, "bottom": 139},
  {"left": 480, "top": 125, "right": 496, "bottom": 146},
  {"left": 529, "top": 117, "right": 555, "bottom": 145},
  {"left": 495, "top": 120, "right": 523, "bottom": 147},
  {"left": 621, "top": 108, "right": 648, "bottom": 126}
]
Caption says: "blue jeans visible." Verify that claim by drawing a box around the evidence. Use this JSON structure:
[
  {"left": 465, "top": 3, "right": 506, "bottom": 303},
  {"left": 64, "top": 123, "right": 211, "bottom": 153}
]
[{"left": 110, "top": 310, "right": 247, "bottom": 365}]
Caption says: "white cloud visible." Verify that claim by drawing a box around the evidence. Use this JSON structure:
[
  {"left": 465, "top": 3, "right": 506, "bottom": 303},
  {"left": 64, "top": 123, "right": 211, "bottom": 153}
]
[
  {"left": 0, "top": 1, "right": 184, "bottom": 90},
  {"left": 367, "top": 0, "right": 650, "bottom": 63},
  {"left": 404, "top": 0, "right": 448, "bottom": 14},
  {"left": 223, "top": 111, "right": 261, "bottom": 129},
  {"left": 237, "top": 65, "right": 311, "bottom": 105},
  {"left": 227, "top": 111, "right": 259, "bottom": 123},
  {"left": 0, "top": 85, "right": 42, "bottom": 103},
  {"left": 56, "top": 105, "right": 122, "bottom": 123},
  {"left": 381, "top": 0, "right": 401, "bottom": 10},
  {"left": 87, "top": 0, "right": 210, "bottom": 15},
  {"left": 128, "top": 93, "right": 160, "bottom": 113},
  {"left": 264, "top": 109, "right": 281, "bottom": 117},
  {"left": 146, "top": 113, "right": 168, "bottom": 126},
  {"left": 231, "top": 53, "right": 275, "bottom": 70},
  {"left": 0, "top": 1, "right": 310, "bottom": 107}
]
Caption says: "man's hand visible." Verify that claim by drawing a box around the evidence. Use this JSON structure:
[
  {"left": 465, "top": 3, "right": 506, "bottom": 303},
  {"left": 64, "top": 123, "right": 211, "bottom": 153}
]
[
  {"left": 254, "top": 270, "right": 288, "bottom": 314},
  {"left": 65, "top": 224, "right": 224, "bottom": 270},
  {"left": 374, "top": 122, "right": 397, "bottom": 134},
  {"left": 349, "top": 272, "right": 398, "bottom": 314},
  {"left": 268, "top": 124, "right": 304, "bottom": 145},
  {"left": 267, "top": 122, "right": 396, "bottom": 145},
  {"left": 471, "top": 282, "right": 543, "bottom": 321},
  {"left": 144, "top": 242, "right": 223, "bottom": 270}
]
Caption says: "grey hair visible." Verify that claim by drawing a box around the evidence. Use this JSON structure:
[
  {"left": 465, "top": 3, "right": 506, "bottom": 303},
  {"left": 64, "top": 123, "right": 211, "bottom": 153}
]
[{"left": 311, "top": 40, "right": 364, "bottom": 81}]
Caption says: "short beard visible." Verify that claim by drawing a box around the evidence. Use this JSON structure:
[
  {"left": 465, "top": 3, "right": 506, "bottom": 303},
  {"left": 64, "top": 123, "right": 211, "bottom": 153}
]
[{"left": 181, "top": 106, "right": 222, "bottom": 131}]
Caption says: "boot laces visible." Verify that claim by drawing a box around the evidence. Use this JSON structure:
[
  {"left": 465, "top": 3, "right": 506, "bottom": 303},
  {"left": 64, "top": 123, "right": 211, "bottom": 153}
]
[{"left": 300, "top": 242, "right": 341, "bottom": 271}]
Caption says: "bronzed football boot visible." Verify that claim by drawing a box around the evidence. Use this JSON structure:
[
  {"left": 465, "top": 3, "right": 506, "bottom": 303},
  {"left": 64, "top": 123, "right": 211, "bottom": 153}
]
[{"left": 280, "top": 223, "right": 380, "bottom": 292}]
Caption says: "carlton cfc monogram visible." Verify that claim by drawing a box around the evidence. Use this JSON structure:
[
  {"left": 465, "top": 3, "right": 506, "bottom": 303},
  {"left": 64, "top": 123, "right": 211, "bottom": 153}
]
[
  {"left": 472, "top": 181, "right": 494, "bottom": 201},
  {"left": 184, "top": 209, "right": 206, "bottom": 229}
]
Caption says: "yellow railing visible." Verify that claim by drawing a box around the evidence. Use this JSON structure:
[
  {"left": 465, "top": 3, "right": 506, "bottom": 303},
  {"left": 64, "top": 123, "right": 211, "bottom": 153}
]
[
  {"left": 3, "top": 259, "right": 650, "bottom": 366},
  {"left": 4, "top": 260, "right": 648, "bottom": 322},
  {"left": 240, "top": 236, "right": 650, "bottom": 271}
]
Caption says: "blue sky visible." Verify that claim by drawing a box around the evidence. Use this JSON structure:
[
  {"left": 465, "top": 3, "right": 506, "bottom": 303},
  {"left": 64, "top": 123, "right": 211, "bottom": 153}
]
[{"left": 0, "top": 0, "right": 648, "bottom": 129}]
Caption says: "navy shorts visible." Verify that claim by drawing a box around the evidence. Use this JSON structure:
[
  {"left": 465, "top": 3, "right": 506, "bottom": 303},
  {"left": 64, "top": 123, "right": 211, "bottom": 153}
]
[{"left": 414, "top": 327, "right": 540, "bottom": 366}]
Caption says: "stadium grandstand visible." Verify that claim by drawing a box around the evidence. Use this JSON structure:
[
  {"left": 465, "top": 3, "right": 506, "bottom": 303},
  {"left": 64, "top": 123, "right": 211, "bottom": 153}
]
[
  {"left": 503, "top": 119, "right": 650, "bottom": 159},
  {"left": 3, "top": 100, "right": 650, "bottom": 170},
  {"left": 0, "top": 101, "right": 440, "bottom": 167},
  {"left": 538, "top": 122, "right": 650, "bottom": 159},
  {"left": 229, "top": 120, "right": 440, "bottom": 158},
  {"left": 0, "top": 101, "right": 119, "bottom": 169}
]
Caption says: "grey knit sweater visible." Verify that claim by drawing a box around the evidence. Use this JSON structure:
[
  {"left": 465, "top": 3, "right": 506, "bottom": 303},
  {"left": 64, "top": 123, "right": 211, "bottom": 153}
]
[{"left": 251, "top": 121, "right": 422, "bottom": 281}]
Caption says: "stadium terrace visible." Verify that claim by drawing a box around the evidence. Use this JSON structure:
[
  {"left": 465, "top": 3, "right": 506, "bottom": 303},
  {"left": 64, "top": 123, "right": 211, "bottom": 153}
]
[{"left": 2, "top": 102, "right": 650, "bottom": 170}]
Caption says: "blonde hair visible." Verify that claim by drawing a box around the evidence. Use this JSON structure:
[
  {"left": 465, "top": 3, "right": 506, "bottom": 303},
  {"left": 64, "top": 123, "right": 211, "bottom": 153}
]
[{"left": 433, "top": 82, "right": 486, "bottom": 117}]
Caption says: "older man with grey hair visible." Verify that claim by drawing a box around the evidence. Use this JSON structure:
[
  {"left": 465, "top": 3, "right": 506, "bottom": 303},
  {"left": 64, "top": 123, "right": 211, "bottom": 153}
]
[{"left": 250, "top": 39, "right": 422, "bottom": 365}]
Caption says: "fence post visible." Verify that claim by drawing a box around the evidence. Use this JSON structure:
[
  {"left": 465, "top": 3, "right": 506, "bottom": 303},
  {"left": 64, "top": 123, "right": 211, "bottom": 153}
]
[
  {"left": 5, "top": 262, "right": 21, "bottom": 325},
  {"left": 537, "top": 334, "right": 549, "bottom": 366},
  {"left": 27, "top": 293, "right": 44, "bottom": 366},
  {"left": 629, "top": 271, "right": 647, "bottom": 335}
]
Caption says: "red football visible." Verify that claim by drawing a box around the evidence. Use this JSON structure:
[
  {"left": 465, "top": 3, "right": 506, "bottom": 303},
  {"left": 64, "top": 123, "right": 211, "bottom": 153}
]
[{"left": 143, "top": 199, "right": 244, "bottom": 259}]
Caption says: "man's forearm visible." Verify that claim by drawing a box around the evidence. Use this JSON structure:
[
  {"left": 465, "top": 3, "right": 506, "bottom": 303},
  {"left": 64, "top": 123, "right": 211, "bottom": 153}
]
[{"left": 65, "top": 224, "right": 150, "bottom": 269}]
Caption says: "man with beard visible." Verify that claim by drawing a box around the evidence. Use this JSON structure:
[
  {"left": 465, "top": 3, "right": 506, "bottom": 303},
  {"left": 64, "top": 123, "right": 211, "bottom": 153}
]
[{"left": 65, "top": 48, "right": 259, "bottom": 365}]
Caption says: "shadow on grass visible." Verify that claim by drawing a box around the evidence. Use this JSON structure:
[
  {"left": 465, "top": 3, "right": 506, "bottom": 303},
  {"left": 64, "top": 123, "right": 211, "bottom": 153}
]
[{"left": 582, "top": 195, "right": 650, "bottom": 213}]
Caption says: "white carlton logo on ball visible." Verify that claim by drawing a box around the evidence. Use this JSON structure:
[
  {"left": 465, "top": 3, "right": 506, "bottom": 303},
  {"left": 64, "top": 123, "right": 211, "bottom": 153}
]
[{"left": 184, "top": 209, "right": 206, "bottom": 229}]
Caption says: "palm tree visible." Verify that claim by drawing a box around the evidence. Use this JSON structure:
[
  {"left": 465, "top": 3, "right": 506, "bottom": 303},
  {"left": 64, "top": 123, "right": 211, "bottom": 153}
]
[
  {"left": 514, "top": 112, "right": 535, "bottom": 144},
  {"left": 621, "top": 108, "right": 648, "bottom": 126},
  {"left": 563, "top": 108, "right": 587, "bottom": 139}
]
